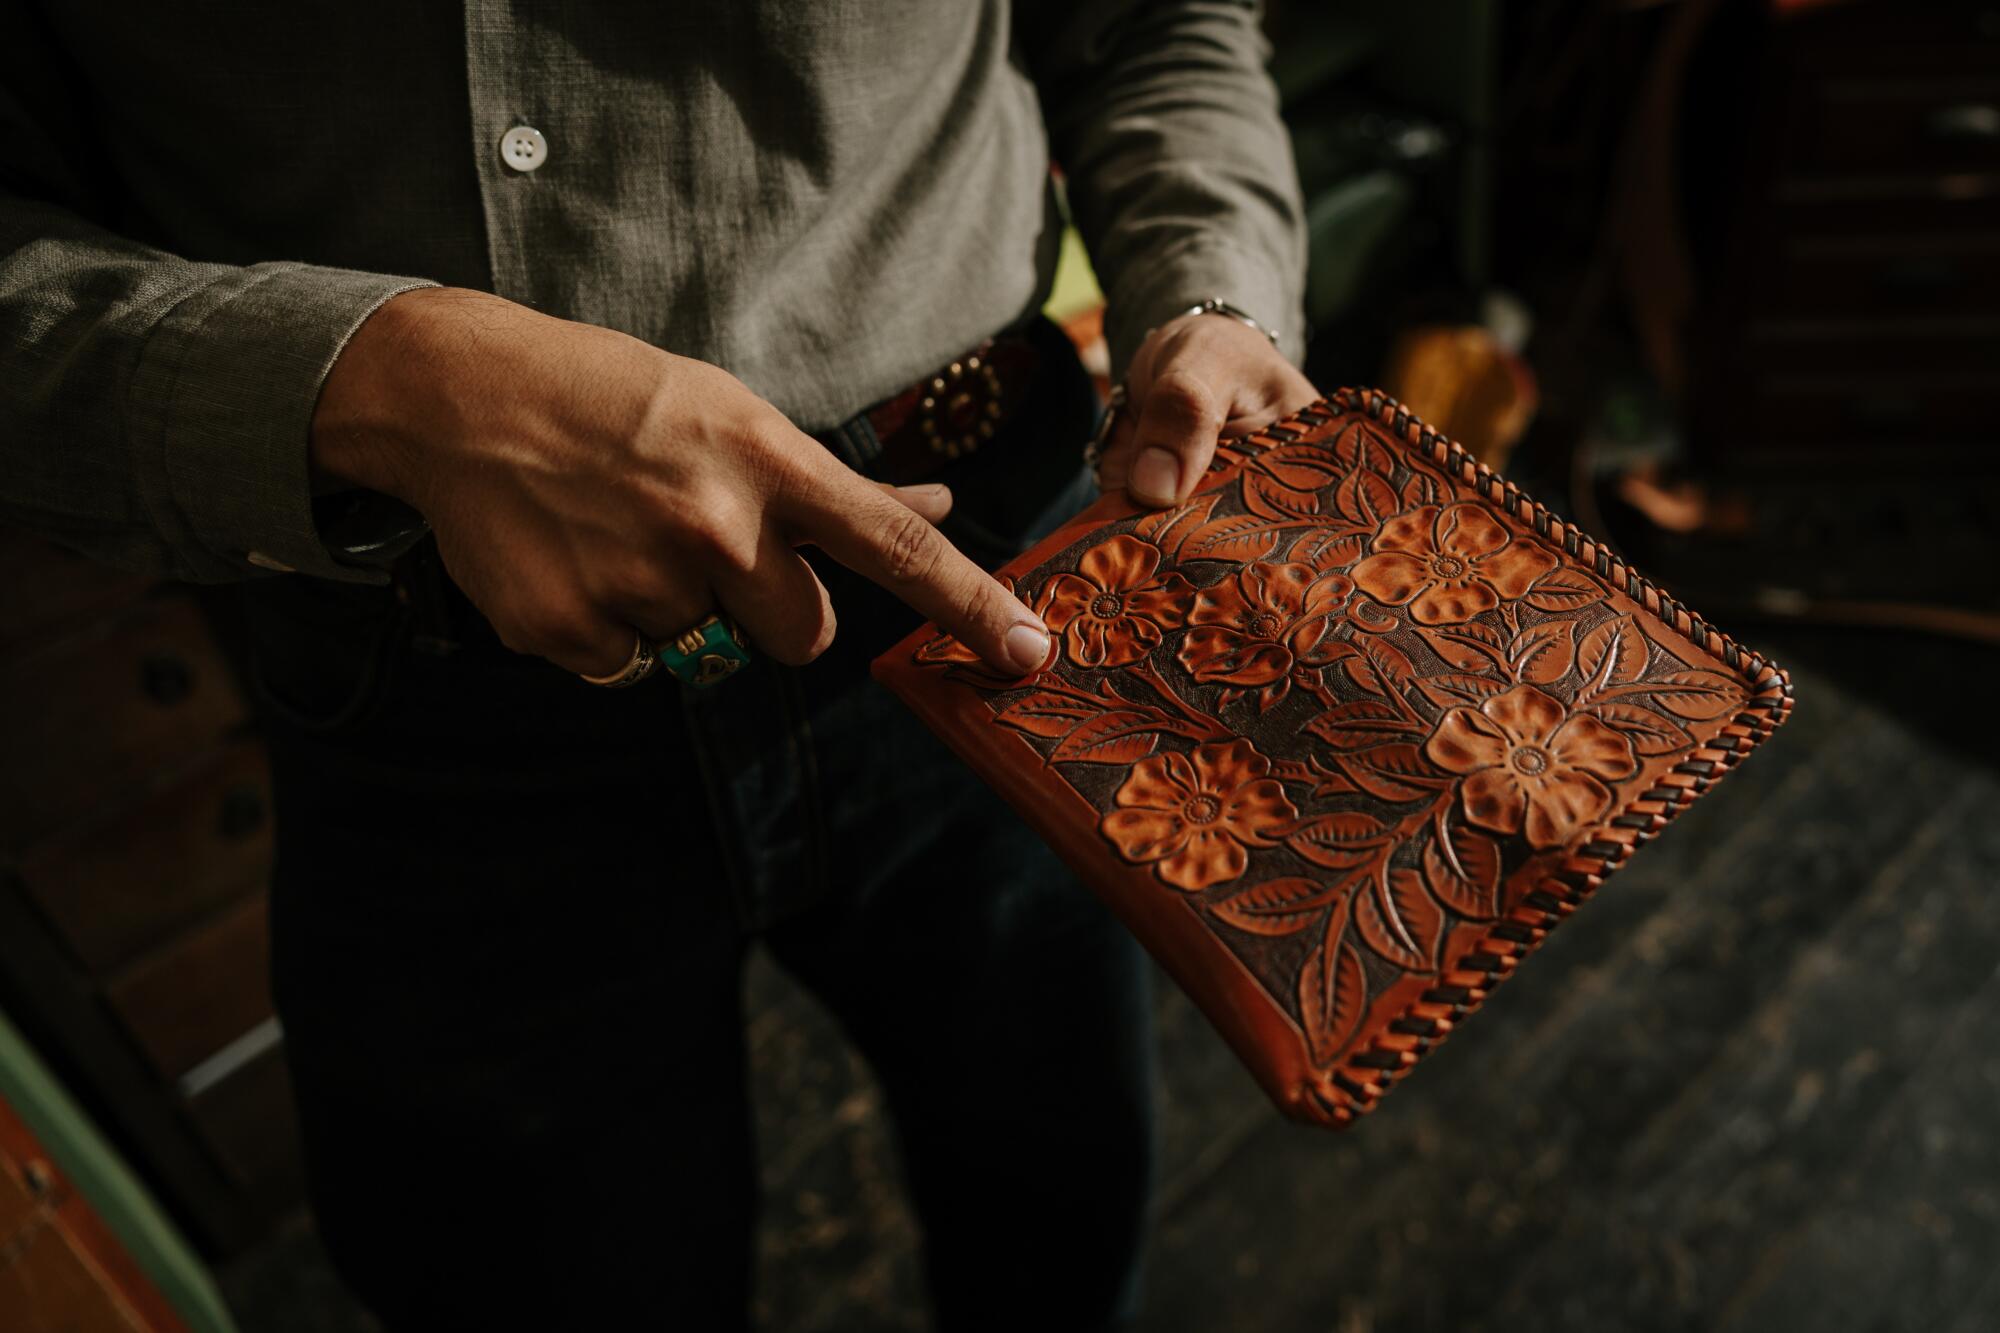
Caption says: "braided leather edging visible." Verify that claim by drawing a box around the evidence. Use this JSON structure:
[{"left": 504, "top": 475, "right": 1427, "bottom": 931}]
[{"left": 1232, "top": 389, "right": 1796, "bottom": 1126}]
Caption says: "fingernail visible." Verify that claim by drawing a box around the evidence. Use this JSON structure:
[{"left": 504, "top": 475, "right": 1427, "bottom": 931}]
[
  {"left": 1003, "top": 622, "right": 1051, "bottom": 674},
  {"left": 909, "top": 483, "right": 949, "bottom": 499},
  {"left": 1131, "top": 447, "right": 1181, "bottom": 505}
]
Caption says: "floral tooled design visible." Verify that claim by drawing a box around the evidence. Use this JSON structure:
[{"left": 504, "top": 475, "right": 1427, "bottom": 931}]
[
  {"left": 1101, "top": 739, "right": 1299, "bottom": 890},
  {"left": 1177, "top": 563, "right": 1355, "bottom": 708},
  {"left": 1035, "top": 535, "right": 1195, "bottom": 669},
  {"left": 1424, "top": 684, "right": 1637, "bottom": 849},
  {"left": 1353, "top": 503, "right": 1558, "bottom": 625}
]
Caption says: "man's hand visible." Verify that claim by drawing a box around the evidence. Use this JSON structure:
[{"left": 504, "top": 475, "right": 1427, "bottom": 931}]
[
  {"left": 310, "top": 288, "right": 1052, "bottom": 678},
  {"left": 1094, "top": 312, "right": 1320, "bottom": 508}
]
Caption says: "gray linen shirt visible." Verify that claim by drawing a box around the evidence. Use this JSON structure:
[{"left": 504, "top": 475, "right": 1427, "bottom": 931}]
[{"left": 0, "top": 1, "right": 1304, "bottom": 584}]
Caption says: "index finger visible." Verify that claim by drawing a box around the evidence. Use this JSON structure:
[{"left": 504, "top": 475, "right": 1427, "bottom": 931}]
[{"left": 782, "top": 462, "right": 1051, "bottom": 676}]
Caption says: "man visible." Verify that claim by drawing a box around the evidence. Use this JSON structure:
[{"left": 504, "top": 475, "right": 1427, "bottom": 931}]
[{"left": 1, "top": 1, "right": 1309, "bottom": 1326}]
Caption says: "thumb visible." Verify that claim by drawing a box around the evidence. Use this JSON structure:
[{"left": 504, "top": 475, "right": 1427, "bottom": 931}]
[{"left": 1126, "top": 370, "right": 1225, "bottom": 508}]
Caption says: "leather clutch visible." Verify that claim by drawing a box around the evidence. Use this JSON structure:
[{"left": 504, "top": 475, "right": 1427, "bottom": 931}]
[{"left": 872, "top": 389, "right": 1793, "bottom": 1127}]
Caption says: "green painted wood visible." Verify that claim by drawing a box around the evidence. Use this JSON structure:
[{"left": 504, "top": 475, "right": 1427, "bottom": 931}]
[{"left": 0, "top": 1009, "right": 237, "bottom": 1333}]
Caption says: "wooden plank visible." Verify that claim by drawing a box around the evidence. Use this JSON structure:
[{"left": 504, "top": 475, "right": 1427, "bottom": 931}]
[
  {"left": 0, "top": 1096, "right": 183, "bottom": 1332},
  {"left": 103, "top": 896, "right": 272, "bottom": 1086},
  {"left": 0, "top": 884, "right": 261, "bottom": 1256},
  {"left": 17, "top": 741, "right": 272, "bottom": 974},
  {"left": 1710, "top": 967, "right": 2000, "bottom": 1333},
  {"left": 0, "top": 597, "right": 249, "bottom": 856},
  {"left": 185, "top": 1048, "right": 303, "bottom": 1224}
]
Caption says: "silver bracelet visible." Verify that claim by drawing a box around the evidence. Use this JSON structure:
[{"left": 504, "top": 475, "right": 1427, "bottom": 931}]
[
  {"left": 1082, "top": 298, "right": 1280, "bottom": 478},
  {"left": 1172, "top": 297, "right": 1281, "bottom": 347}
]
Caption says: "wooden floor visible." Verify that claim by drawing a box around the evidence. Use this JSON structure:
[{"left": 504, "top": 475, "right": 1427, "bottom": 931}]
[
  {"left": 739, "top": 626, "right": 2000, "bottom": 1333},
  {"left": 220, "top": 625, "right": 2000, "bottom": 1331}
]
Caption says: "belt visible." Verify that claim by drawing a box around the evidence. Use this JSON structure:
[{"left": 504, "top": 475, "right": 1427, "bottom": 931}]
[{"left": 821, "top": 330, "right": 1043, "bottom": 485}]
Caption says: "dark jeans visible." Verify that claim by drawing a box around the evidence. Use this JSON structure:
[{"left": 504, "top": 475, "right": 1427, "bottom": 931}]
[{"left": 245, "top": 317, "right": 1155, "bottom": 1331}]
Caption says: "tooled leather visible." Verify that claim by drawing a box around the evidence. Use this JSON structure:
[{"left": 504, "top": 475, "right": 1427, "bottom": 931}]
[{"left": 880, "top": 390, "right": 1792, "bottom": 1126}]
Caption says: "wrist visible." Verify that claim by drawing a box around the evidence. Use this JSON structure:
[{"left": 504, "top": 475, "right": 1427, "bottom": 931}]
[{"left": 310, "top": 286, "right": 503, "bottom": 504}]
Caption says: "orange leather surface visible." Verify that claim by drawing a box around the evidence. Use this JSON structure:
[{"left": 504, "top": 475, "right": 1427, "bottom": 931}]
[{"left": 873, "top": 390, "right": 1793, "bottom": 1127}]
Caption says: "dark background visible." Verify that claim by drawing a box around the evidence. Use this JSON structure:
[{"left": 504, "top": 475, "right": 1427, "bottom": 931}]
[{"left": 2, "top": 0, "right": 1995, "bottom": 1329}]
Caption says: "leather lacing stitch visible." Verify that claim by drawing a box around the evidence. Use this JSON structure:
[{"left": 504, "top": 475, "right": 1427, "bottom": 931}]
[{"left": 1237, "top": 389, "right": 1795, "bottom": 1125}]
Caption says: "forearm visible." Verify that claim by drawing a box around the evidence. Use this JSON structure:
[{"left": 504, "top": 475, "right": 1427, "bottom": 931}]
[{"left": 1026, "top": 0, "right": 1308, "bottom": 376}]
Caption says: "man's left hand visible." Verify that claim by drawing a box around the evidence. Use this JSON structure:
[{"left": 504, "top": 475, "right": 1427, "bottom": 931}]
[{"left": 1093, "top": 311, "right": 1320, "bottom": 508}]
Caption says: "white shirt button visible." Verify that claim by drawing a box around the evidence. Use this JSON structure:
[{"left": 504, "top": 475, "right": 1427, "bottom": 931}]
[{"left": 499, "top": 125, "right": 548, "bottom": 173}]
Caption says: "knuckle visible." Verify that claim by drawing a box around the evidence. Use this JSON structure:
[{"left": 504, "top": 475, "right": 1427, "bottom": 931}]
[
  {"left": 678, "top": 506, "right": 760, "bottom": 577},
  {"left": 598, "top": 551, "right": 667, "bottom": 606},
  {"left": 877, "top": 508, "right": 944, "bottom": 587},
  {"left": 1152, "top": 371, "right": 1217, "bottom": 423}
]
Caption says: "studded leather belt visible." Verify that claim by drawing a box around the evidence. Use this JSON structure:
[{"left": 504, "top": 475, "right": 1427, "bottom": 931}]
[{"left": 821, "top": 330, "right": 1043, "bottom": 485}]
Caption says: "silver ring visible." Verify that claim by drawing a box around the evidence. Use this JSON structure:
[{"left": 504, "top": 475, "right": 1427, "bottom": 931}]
[{"left": 577, "top": 631, "right": 659, "bottom": 688}]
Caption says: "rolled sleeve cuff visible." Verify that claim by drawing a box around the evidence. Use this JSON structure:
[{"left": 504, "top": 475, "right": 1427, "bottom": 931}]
[
  {"left": 1101, "top": 236, "right": 1306, "bottom": 382},
  {"left": 129, "top": 261, "right": 436, "bottom": 583}
]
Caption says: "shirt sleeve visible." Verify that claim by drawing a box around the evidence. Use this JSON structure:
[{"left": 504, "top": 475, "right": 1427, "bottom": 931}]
[
  {"left": 1019, "top": 0, "right": 1308, "bottom": 378},
  {"left": 0, "top": 187, "right": 435, "bottom": 584}
]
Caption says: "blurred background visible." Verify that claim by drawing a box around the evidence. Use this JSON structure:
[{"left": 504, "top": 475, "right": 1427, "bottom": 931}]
[{"left": 3, "top": 0, "right": 1996, "bottom": 1328}]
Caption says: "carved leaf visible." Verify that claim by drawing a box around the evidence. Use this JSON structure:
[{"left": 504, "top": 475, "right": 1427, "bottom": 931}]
[
  {"left": 1423, "top": 825, "right": 1502, "bottom": 920},
  {"left": 1184, "top": 515, "right": 1284, "bottom": 563},
  {"left": 1640, "top": 669, "right": 1746, "bottom": 721},
  {"left": 1332, "top": 422, "right": 1397, "bottom": 479},
  {"left": 1209, "top": 877, "right": 1338, "bottom": 936},
  {"left": 1349, "top": 598, "right": 1402, "bottom": 634},
  {"left": 1592, "top": 702, "right": 1694, "bottom": 756},
  {"left": 1522, "top": 568, "right": 1605, "bottom": 613},
  {"left": 1338, "top": 743, "right": 1449, "bottom": 803},
  {"left": 1509, "top": 620, "right": 1576, "bottom": 685},
  {"left": 1304, "top": 700, "right": 1414, "bottom": 749},
  {"left": 995, "top": 690, "right": 1101, "bottom": 738},
  {"left": 1362, "top": 636, "right": 1416, "bottom": 684},
  {"left": 1308, "top": 764, "right": 1360, "bottom": 798},
  {"left": 1342, "top": 637, "right": 1417, "bottom": 699},
  {"left": 1133, "top": 491, "right": 1220, "bottom": 559},
  {"left": 1287, "top": 814, "right": 1389, "bottom": 869},
  {"left": 914, "top": 631, "right": 976, "bottom": 665},
  {"left": 1289, "top": 526, "right": 1369, "bottom": 571},
  {"left": 1048, "top": 710, "right": 1161, "bottom": 765},
  {"left": 1300, "top": 931, "right": 1368, "bottom": 1066},
  {"left": 1256, "top": 452, "right": 1344, "bottom": 493},
  {"left": 1243, "top": 471, "right": 1322, "bottom": 521},
  {"left": 1355, "top": 866, "right": 1443, "bottom": 971},
  {"left": 1416, "top": 673, "right": 1508, "bottom": 709},
  {"left": 1419, "top": 624, "right": 1509, "bottom": 673},
  {"left": 1577, "top": 614, "right": 1649, "bottom": 692},
  {"left": 1144, "top": 488, "right": 1216, "bottom": 544},
  {"left": 1335, "top": 469, "right": 1401, "bottom": 530},
  {"left": 1401, "top": 469, "right": 1442, "bottom": 510}
]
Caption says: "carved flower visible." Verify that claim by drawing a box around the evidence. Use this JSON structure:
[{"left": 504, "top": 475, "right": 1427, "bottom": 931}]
[
  {"left": 1352, "top": 503, "right": 1558, "bottom": 625},
  {"left": 1176, "top": 563, "right": 1354, "bottom": 706},
  {"left": 1035, "top": 535, "right": 1194, "bottom": 668},
  {"left": 1425, "top": 684, "right": 1637, "bottom": 850},
  {"left": 1101, "top": 739, "right": 1299, "bottom": 890}
]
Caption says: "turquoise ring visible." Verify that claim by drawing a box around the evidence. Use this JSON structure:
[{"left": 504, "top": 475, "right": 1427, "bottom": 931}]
[{"left": 658, "top": 613, "right": 751, "bottom": 687}]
